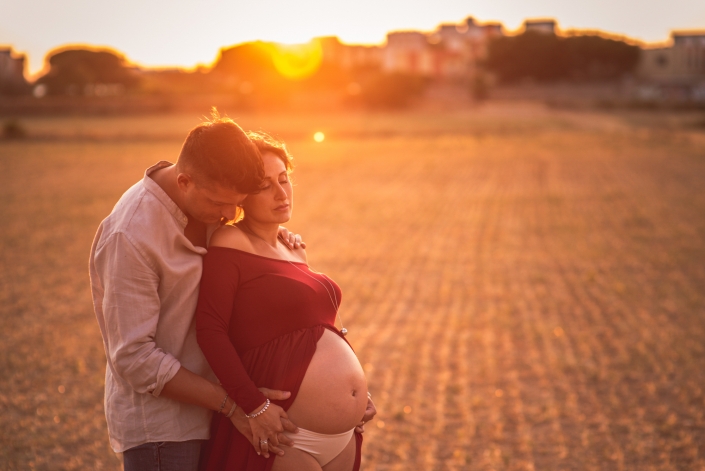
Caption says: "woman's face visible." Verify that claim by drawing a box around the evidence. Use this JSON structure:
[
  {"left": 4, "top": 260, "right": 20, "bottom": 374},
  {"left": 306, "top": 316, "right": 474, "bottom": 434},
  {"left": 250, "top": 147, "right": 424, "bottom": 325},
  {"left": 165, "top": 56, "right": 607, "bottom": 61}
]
[{"left": 242, "top": 152, "right": 292, "bottom": 224}]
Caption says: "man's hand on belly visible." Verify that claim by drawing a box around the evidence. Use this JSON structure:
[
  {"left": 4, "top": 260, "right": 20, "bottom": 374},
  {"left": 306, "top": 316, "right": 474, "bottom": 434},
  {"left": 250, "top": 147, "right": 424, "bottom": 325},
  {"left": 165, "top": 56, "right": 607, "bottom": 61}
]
[{"left": 355, "top": 395, "right": 377, "bottom": 433}]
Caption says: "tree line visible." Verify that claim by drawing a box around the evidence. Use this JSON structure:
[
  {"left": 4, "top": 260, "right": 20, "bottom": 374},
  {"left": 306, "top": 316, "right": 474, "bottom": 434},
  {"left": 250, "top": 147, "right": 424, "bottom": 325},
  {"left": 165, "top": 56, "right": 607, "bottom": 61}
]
[{"left": 3, "top": 32, "right": 642, "bottom": 108}]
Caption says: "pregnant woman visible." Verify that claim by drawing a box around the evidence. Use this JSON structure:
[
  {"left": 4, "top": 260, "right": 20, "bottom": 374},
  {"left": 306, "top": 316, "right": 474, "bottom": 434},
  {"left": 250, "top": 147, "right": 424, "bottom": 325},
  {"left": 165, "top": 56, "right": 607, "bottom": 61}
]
[{"left": 196, "top": 132, "right": 373, "bottom": 471}]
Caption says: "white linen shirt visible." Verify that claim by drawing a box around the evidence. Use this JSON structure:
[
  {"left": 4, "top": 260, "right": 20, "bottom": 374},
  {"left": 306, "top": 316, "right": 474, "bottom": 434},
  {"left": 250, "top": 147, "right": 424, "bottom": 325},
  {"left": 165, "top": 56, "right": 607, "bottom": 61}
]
[{"left": 89, "top": 161, "right": 216, "bottom": 452}]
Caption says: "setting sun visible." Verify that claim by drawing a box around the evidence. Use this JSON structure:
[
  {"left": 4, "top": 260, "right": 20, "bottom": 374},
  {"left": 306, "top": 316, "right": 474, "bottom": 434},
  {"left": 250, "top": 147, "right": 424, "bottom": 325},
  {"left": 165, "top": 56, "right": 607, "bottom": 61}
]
[
  {"left": 313, "top": 132, "right": 325, "bottom": 142},
  {"left": 271, "top": 40, "right": 324, "bottom": 81}
]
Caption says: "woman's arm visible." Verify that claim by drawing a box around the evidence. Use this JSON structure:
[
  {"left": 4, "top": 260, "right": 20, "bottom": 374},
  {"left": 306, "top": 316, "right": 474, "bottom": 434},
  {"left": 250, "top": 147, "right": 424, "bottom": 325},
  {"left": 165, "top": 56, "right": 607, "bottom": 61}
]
[{"left": 196, "top": 241, "right": 296, "bottom": 458}]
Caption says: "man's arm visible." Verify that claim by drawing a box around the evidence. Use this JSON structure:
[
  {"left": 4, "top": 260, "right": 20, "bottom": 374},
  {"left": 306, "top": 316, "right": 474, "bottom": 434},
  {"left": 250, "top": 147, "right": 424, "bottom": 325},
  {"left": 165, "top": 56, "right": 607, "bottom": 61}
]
[
  {"left": 95, "top": 232, "right": 180, "bottom": 395},
  {"left": 95, "top": 233, "right": 295, "bottom": 452}
]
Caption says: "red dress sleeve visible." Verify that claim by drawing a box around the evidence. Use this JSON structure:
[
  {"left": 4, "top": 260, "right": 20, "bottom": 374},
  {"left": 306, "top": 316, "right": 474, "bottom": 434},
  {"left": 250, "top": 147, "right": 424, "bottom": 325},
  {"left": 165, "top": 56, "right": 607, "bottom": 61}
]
[{"left": 196, "top": 250, "right": 267, "bottom": 414}]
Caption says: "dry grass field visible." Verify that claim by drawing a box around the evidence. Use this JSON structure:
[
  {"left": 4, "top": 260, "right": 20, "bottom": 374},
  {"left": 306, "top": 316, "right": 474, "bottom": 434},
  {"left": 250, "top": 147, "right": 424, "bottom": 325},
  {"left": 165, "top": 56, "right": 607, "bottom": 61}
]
[{"left": 1, "top": 104, "right": 704, "bottom": 471}]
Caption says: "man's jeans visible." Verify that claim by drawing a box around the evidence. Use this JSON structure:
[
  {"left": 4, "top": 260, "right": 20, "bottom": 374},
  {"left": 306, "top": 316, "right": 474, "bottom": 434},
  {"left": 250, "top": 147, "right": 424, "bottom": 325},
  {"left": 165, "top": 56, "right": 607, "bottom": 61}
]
[{"left": 123, "top": 440, "right": 204, "bottom": 471}]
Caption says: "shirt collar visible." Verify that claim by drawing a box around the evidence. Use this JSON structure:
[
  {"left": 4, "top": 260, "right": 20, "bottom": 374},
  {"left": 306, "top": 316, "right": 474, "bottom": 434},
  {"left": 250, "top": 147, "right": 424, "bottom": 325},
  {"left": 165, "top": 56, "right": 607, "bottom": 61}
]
[{"left": 143, "top": 161, "right": 190, "bottom": 228}]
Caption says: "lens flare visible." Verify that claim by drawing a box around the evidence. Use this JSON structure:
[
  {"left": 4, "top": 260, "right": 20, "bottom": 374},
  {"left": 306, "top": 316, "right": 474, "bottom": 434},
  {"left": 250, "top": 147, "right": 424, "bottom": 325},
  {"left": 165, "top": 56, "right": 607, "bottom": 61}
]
[{"left": 271, "top": 39, "right": 323, "bottom": 81}]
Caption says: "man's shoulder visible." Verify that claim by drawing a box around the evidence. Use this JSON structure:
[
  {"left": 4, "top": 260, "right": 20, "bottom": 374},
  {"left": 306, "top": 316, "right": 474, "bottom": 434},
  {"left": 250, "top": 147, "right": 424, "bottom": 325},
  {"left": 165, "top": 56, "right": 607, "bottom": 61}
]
[{"left": 94, "top": 180, "right": 170, "bottom": 252}]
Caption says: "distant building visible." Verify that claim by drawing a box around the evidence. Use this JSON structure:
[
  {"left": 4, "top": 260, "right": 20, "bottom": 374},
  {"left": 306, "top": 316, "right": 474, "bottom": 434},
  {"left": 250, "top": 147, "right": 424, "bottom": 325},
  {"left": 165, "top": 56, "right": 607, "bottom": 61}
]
[
  {"left": 319, "top": 37, "right": 382, "bottom": 70},
  {"left": 382, "top": 17, "right": 504, "bottom": 79},
  {"left": 638, "top": 31, "right": 705, "bottom": 85},
  {"left": 524, "top": 19, "right": 557, "bottom": 35},
  {"left": 383, "top": 31, "right": 433, "bottom": 75},
  {"left": 0, "top": 47, "right": 28, "bottom": 94}
]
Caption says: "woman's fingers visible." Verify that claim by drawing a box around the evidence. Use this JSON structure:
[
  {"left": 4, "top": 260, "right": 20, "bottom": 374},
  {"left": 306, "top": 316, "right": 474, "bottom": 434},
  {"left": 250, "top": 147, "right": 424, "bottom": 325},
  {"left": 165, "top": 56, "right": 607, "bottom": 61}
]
[
  {"left": 259, "top": 437, "right": 270, "bottom": 458},
  {"left": 252, "top": 436, "right": 263, "bottom": 455},
  {"left": 276, "top": 228, "right": 305, "bottom": 250}
]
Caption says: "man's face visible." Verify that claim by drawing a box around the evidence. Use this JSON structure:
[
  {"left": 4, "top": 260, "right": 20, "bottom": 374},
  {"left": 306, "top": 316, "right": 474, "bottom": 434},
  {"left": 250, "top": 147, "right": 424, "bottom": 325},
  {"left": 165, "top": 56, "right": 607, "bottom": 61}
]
[{"left": 178, "top": 174, "right": 247, "bottom": 224}]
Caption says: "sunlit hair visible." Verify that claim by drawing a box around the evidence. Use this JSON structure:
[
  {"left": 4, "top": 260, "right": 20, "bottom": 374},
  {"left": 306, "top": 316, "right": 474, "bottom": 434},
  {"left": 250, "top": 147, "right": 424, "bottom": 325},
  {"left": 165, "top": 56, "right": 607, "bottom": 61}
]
[
  {"left": 176, "top": 108, "right": 264, "bottom": 194},
  {"left": 232, "top": 132, "right": 294, "bottom": 223},
  {"left": 246, "top": 131, "right": 294, "bottom": 174}
]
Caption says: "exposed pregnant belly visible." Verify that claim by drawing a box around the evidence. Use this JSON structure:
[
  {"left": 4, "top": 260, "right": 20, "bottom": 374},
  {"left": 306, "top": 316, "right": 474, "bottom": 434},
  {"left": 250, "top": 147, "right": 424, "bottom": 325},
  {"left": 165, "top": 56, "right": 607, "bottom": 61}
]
[{"left": 286, "top": 328, "right": 367, "bottom": 434}]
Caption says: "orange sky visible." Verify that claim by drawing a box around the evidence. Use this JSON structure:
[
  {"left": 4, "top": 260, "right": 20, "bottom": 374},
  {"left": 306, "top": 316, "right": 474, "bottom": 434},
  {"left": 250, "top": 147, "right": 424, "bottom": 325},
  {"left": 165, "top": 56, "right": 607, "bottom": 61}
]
[{"left": 3, "top": 0, "right": 704, "bottom": 76}]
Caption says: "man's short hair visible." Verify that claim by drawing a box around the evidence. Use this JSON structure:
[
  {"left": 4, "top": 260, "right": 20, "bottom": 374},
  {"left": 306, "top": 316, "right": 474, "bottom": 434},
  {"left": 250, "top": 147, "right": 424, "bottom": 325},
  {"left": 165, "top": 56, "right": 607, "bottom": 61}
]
[{"left": 176, "top": 111, "right": 264, "bottom": 194}]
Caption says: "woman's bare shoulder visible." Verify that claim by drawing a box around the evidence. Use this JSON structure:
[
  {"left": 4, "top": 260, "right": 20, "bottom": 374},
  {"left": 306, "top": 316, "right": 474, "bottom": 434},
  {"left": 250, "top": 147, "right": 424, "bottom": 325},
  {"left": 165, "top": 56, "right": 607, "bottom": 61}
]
[{"left": 208, "top": 225, "right": 254, "bottom": 252}]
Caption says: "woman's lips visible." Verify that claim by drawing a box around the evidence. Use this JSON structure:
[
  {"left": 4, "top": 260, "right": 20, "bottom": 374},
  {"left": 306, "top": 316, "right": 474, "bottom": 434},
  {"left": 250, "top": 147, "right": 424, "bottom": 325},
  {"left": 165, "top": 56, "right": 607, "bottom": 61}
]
[{"left": 274, "top": 204, "right": 289, "bottom": 211}]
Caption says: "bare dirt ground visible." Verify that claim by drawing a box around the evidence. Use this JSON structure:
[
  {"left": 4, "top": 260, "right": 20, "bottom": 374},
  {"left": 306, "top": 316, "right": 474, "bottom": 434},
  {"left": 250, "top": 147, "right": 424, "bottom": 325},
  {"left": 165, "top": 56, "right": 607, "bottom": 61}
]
[{"left": 1, "top": 104, "right": 704, "bottom": 470}]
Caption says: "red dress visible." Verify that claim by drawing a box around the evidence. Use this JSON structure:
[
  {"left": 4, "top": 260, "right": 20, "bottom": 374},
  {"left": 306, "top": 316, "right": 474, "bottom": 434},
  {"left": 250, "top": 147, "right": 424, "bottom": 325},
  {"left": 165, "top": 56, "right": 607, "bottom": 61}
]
[{"left": 196, "top": 247, "right": 362, "bottom": 471}]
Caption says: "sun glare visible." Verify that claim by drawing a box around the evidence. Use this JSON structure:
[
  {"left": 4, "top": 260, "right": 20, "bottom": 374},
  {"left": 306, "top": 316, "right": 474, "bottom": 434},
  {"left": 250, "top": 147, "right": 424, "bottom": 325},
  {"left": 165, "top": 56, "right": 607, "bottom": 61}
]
[
  {"left": 313, "top": 132, "right": 325, "bottom": 142},
  {"left": 271, "top": 39, "right": 323, "bottom": 81}
]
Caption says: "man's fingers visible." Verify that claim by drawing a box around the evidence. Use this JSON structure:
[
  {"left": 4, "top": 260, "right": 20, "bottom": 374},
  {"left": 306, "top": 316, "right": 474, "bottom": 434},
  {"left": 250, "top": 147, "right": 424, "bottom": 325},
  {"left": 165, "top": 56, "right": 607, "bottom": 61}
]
[
  {"left": 277, "top": 432, "right": 294, "bottom": 447},
  {"left": 280, "top": 417, "right": 298, "bottom": 433},
  {"left": 269, "top": 434, "right": 280, "bottom": 448},
  {"left": 269, "top": 444, "right": 286, "bottom": 457},
  {"left": 258, "top": 387, "right": 291, "bottom": 401}
]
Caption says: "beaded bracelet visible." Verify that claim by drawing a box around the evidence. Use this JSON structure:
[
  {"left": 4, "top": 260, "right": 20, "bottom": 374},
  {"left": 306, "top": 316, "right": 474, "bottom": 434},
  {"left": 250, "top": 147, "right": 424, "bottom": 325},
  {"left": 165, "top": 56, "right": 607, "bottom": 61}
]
[
  {"left": 225, "top": 401, "right": 238, "bottom": 419},
  {"left": 245, "top": 399, "right": 270, "bottom": 419},
  {"left": 217, "top": 393, "right": 229, "bottom": 414}
]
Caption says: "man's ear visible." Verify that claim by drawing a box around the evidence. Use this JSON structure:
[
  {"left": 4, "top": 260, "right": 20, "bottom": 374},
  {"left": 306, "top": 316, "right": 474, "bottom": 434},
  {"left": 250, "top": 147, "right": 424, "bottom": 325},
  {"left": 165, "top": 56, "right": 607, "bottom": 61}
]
[{"left": 176, "top": 173, "right": 194, "bottom": 193}]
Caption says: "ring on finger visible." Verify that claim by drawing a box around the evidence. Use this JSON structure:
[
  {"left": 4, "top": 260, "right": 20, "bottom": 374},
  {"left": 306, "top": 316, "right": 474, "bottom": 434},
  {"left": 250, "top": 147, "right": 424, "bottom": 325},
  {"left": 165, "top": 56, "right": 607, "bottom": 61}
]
[{"left": 260, "top": 439, "right": 268, "bottom": 445}]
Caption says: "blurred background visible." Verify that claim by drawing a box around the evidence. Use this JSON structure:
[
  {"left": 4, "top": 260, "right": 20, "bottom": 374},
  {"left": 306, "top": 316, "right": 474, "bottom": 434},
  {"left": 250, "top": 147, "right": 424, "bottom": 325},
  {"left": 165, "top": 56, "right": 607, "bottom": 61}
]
[{"left": 1, "top": 1, "right": 704, "bottom": 470}]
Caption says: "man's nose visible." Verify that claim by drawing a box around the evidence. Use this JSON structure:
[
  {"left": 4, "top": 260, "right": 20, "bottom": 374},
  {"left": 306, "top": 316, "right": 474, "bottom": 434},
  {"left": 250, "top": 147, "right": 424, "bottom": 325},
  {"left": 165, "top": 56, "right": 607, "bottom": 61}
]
[{"left": 222, "top": 206, "right": 237, "bottom": 221}]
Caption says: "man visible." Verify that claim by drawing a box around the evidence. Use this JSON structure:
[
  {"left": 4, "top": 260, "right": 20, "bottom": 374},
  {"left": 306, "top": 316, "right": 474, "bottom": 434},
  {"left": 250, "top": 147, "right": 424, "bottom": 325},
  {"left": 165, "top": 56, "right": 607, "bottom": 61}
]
[{"left": 89, "top": 115, "right": 306, "bottom": 470}]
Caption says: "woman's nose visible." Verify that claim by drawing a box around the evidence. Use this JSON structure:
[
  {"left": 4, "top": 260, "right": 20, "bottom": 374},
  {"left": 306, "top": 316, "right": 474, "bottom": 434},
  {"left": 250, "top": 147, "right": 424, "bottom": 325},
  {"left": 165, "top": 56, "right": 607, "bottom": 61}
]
[{"left": 275, "top": 184, "right": 287, "bottom": 200}]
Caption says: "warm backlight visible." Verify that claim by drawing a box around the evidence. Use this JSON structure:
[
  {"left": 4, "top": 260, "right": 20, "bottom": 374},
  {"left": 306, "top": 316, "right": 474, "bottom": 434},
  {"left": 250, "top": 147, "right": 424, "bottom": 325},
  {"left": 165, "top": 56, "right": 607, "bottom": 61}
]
[
  {"left": 271, "top": 39, "right": 323, "bottom": 81},
  {"left": 313, "top": 132, "right": 325, "bottom": 142}
]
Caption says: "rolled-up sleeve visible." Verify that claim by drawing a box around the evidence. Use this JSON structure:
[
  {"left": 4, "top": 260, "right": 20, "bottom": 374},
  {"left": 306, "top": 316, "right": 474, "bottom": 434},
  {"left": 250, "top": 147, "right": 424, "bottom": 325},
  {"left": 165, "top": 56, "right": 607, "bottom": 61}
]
[{"left": 94, "top": 231, "right": 181, "bottom": 396}]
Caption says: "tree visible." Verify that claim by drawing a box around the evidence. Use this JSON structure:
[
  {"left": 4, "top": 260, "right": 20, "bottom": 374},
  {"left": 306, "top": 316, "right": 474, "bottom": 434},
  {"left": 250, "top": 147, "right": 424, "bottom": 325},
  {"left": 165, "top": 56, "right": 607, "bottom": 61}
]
[
  {"left": 36, "top": 48, "right": 139, "bottom": 96},
  {"left": 485, "top": 31, "right": 640, "bottom": 83}
]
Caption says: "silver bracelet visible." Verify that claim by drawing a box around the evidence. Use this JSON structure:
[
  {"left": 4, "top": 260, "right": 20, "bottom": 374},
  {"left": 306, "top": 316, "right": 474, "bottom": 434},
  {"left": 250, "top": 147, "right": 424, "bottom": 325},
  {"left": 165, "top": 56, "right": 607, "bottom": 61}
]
[
  {"left": 225, "top": 401, "right": 238, "bottom": 418},
  {"left": 217, "top": 393, "right": 229, "bottom": 414},
  {"left": 245, "top": 399, "right": 270, "bottom": 419}
]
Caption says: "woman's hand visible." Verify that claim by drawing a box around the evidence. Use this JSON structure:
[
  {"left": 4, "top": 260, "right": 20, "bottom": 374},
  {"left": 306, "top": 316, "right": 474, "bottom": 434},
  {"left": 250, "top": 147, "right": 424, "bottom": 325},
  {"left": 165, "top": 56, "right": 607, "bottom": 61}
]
[
  {"left": 248, "top": 401, "right": 291, "bottom": 458},
  {"left": 355, "top": 395, "right": 377, "bottom": 433},
  {"left": 277, "top": 226, "right": 306, "bottom": 250},
  {"left": 230, "top": 388, "right": 298, "bottom": 457}
]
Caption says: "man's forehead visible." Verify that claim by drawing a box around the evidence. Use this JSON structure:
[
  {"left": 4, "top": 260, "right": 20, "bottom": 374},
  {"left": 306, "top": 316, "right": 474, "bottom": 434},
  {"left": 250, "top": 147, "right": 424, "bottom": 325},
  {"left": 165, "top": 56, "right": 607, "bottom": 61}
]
[{"left": 201, "top": 183, "right": 246, "bottom": 201}]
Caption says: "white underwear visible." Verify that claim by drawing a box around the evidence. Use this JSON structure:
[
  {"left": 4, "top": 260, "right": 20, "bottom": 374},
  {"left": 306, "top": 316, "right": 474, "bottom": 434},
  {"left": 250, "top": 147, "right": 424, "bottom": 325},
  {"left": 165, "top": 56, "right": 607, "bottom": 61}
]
[{"left": 282, "top": 427, "right": 355, "bottom": 466}]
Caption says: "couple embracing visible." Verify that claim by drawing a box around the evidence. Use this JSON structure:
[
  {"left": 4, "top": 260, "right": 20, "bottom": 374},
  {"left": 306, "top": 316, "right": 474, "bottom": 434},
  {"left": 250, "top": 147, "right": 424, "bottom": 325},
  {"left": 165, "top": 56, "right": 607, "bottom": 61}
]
[{"left": 89, "top": 113, "right": 376, "bottom": 471}]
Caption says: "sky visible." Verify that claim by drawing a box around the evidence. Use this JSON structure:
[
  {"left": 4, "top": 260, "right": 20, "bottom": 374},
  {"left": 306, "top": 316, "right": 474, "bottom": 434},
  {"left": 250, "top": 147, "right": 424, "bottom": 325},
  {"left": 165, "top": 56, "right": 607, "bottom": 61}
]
[{"left": 2, "top": 0, "right": 704, "bottom": 77}]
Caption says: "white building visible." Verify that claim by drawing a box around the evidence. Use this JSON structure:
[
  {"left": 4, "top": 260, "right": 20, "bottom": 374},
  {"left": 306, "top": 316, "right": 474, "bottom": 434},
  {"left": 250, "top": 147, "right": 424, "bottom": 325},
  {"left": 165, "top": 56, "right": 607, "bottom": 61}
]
[
  {"left": 524, "top": 19, "right": 557, "bottom": 35},
  {"left": 382, "top": 17, "right": 503, "bottom": 79},
  {"left": 638, "top": 31, "right": 705, "bottom": 85}
]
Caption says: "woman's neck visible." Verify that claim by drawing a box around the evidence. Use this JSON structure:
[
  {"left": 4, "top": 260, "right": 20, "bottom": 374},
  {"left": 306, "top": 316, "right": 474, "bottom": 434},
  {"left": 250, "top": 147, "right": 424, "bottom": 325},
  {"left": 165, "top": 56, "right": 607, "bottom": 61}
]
[{"left": 239, "top": 218, "right": 279, "bottom": 248}]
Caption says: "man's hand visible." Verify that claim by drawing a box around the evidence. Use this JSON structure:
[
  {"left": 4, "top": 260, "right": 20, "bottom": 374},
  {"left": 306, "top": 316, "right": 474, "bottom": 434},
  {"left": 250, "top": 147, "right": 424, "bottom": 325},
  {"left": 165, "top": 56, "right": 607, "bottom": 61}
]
[
  {"left": 355, "top": 395, "right": 377, "bottom": 433},
  {"left": 277, "top": 226, "right": 306, "bottom": 250},
  {"left": 229, "top": 387, "right": 299, "bottom": 457}
]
